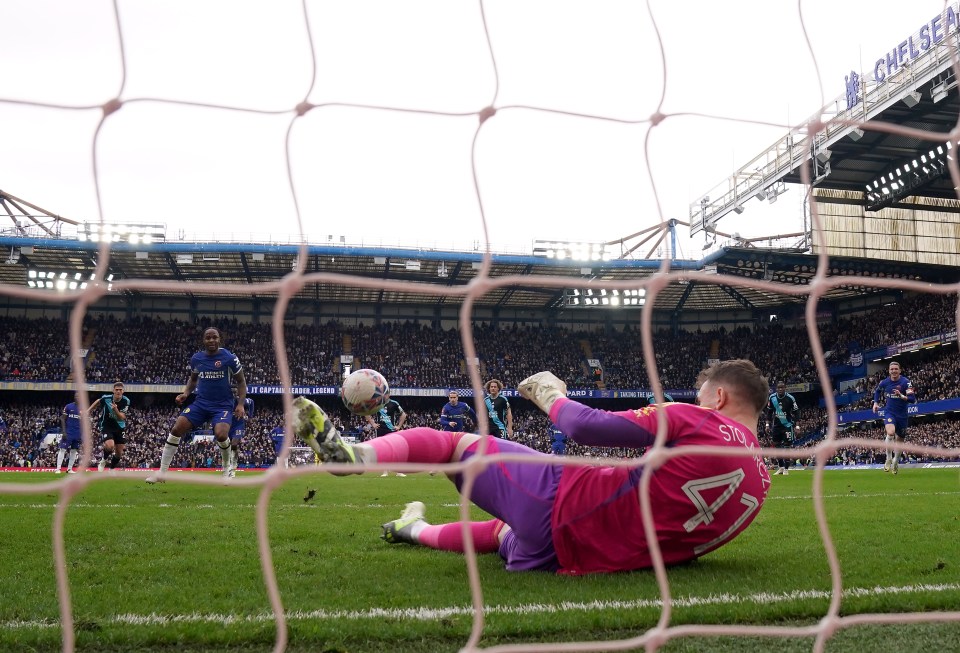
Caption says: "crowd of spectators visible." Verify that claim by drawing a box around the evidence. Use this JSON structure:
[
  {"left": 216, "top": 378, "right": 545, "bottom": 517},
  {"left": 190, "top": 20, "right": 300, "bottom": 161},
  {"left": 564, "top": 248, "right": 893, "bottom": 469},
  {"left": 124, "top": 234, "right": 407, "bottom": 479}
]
[
  {"left": 2, "top": 292, "right": 956, "bottom": 394},
  {"left": 0, "top": 290, "right": 958, "bottom": 469},
  {"left": 0, "top": 292, "right": 956, "bottom": 394}
]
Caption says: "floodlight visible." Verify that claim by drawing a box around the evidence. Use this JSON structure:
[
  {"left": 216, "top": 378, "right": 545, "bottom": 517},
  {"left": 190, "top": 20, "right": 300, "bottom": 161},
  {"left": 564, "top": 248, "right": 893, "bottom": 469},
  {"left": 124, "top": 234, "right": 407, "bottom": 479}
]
[
  {"left": 79, "top": 222, "right": 166, "bottom": 244},
  {"left": 902, "top": 91, "right": 921, "bottom": 107},
  {"left": 562, "top": 287, "right": 644, "bottom": 308},
  {"left": 849, "top": 127, "right": 865, "bottom": 141}
]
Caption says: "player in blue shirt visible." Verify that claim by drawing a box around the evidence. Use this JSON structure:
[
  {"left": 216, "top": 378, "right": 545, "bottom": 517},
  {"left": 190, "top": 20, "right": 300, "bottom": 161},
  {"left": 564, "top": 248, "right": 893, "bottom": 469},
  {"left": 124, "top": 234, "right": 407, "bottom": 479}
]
[
  {"left": 872, "top": 360, "right": 916, "bottom": 474},
  {"left": 270, "top": 424, "right": 286, "bottom": 463},
  {"left": 225, "top": 396, "right": 254, "bottom": 479},
  {"left": 56, "top": 396, "right": 84, "bottom": 474},
  {"left": 89, "top": 381, "right": 131, "bottom": 471},
  {"left": 440, "top": 390, "right": 477, "bottom": 432},
  {"left": 147, "top": 327, "right": 246, "bottom": 483},
  {"left": 548, "top": 424, "right": 567, "bottom": 455}
]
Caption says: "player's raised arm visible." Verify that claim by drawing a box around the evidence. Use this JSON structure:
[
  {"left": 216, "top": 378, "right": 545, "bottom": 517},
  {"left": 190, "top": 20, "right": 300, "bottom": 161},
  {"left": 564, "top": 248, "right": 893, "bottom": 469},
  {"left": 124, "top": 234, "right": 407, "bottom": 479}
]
[{"left": 518, "top": 371, "right": 658, "bottom": 448}]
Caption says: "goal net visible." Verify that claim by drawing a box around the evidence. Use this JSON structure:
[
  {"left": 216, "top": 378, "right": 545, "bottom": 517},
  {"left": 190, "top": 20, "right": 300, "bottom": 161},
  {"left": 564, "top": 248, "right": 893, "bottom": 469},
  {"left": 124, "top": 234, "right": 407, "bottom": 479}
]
[{"left": 1, "top": 1, "right": 959, "bottom": 652}]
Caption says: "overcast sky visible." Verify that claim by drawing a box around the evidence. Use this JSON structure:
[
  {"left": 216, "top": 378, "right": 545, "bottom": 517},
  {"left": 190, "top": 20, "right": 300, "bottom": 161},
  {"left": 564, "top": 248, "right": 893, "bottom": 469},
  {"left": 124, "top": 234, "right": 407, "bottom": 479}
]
[{"left": 0, "top": 0, "right": 950, "bottom": 260}]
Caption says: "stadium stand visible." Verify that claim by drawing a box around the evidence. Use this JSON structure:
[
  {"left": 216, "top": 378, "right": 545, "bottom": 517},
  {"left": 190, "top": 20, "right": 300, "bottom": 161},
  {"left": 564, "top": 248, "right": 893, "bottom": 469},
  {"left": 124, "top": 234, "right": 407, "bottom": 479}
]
[
  {"left": 0, "top": 291, "right": 955, "bottom": 390},
  {"left": 1, "top": 292, "right": 958, "bottom": 470}
]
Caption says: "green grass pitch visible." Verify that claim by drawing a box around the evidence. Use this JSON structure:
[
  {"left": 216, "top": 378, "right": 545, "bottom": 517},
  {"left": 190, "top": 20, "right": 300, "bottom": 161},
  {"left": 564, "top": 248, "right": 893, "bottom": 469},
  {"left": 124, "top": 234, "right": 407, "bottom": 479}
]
[{"left": 1, "top": 468, "right": 958, "bottom": 652}]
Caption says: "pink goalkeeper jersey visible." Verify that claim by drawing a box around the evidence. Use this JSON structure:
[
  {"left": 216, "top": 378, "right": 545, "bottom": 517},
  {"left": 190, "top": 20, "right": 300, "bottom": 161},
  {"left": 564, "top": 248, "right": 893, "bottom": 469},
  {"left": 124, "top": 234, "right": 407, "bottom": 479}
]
[{"left": 550, "top": 402, "right": 771, "bottom": 575}]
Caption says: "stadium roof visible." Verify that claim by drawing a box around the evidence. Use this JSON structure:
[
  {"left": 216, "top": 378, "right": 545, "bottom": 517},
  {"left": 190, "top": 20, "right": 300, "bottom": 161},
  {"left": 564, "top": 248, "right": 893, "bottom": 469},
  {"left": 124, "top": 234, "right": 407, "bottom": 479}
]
[
  {"left": 691, "top": 37, "right": 960, "bottom": 234},
  {"left": 788, "top": 75, "right": 960, "bottom": 201},
  {"left": 0, "top": 235, "right": 956, "bottom": 313}
]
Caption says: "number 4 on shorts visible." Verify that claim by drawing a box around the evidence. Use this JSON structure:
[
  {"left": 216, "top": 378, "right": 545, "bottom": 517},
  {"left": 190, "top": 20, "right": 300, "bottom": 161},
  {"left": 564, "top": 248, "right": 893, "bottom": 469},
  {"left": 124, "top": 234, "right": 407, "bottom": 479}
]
[{"left": 680, "top": 469, "right": 760, "bottom": 555}]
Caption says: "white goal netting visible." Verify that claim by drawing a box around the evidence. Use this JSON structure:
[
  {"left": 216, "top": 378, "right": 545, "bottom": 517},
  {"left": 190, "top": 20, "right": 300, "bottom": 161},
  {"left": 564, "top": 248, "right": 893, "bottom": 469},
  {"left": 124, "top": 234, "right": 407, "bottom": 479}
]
[{"left": 1, "top": 1, "right": 960, "bottom": 652}]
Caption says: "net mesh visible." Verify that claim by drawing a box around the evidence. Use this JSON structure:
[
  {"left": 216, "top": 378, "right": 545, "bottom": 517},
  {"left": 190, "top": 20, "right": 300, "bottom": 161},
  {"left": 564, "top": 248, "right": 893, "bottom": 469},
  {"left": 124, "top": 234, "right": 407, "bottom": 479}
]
[{"left": 1, "top": 1, "right": 960, "bottom": 652}]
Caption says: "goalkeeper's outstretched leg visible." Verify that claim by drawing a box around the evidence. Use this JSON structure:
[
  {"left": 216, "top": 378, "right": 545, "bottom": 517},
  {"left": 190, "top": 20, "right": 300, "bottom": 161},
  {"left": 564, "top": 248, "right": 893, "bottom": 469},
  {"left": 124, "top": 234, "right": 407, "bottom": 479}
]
[{"left": 291, "top": 397, "right": 358, "bottom": 466}]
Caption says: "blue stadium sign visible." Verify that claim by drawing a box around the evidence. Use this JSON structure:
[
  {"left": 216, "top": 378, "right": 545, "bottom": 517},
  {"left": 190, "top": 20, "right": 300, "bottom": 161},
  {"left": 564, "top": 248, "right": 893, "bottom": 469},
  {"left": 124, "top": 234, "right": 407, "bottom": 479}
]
[
  {"left": 838, "top": 397, "right": 960, "bottom": 424},
  {"left": 871, "top": 4, "right": 960, "bottom": 83}
]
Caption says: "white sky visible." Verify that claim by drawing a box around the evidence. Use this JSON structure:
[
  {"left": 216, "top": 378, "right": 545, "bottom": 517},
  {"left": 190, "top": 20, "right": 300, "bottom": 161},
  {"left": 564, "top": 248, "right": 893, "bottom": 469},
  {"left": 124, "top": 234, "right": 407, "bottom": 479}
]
[{"left": 0, "top": 0, "right": 951, "bottom": 260}]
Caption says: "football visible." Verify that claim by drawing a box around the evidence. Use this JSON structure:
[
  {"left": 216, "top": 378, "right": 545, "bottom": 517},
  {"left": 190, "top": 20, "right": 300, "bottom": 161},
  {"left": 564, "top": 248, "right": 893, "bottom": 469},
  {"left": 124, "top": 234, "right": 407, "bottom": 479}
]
[{"left": 340, "top": 369, "right": 390, "bottom": 416}]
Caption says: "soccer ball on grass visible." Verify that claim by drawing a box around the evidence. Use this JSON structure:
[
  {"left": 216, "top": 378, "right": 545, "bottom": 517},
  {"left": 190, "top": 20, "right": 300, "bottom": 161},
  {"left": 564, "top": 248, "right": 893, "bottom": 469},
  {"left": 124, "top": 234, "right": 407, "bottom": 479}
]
[{"left": 341, "top": 369, "right": 390, "bottom": 416}]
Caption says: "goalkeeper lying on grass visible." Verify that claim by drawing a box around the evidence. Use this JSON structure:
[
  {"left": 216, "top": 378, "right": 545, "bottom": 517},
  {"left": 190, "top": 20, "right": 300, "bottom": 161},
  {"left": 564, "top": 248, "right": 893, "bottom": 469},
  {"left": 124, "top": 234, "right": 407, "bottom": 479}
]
[{"left": 293, "top": 359, "right": 771, "bottom": 575}]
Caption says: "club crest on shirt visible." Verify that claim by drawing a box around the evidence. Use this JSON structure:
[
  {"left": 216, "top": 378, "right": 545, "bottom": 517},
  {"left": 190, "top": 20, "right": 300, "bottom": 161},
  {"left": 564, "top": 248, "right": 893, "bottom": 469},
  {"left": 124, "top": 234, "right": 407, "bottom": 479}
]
[
  {"left": 633, "top": 405, "right": 657, "bottom": 418},
  {"left": 215, "top": 360, "right": 222, "bottom": 368}
]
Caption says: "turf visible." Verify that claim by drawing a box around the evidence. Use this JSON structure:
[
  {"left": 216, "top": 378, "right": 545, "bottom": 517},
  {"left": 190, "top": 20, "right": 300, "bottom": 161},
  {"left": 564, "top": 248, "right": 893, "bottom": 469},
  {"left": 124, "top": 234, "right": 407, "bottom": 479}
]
[{"left": 1, "top": 468, "right": 958, "bottom": 652}]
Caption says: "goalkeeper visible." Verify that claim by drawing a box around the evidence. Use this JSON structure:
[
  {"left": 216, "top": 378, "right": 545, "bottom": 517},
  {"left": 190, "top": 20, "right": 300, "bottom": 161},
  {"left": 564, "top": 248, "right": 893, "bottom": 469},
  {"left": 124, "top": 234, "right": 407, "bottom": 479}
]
[{"left": 294, "top": 360, "right": 771, "bottom": 574}]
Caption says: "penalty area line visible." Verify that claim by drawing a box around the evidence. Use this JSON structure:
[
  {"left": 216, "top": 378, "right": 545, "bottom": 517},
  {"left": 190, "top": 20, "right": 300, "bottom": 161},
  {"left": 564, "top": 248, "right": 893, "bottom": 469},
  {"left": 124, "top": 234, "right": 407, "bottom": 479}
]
[{"left": 3, "top": 582, "right": 960, "bottom": 629}]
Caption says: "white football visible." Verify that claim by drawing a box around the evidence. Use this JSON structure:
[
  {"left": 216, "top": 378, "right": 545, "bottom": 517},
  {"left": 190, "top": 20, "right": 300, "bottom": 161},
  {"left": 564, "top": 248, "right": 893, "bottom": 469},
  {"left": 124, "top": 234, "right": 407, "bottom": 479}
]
[{"left": 340, "top": 369, "right": 391, "bottom": 416}]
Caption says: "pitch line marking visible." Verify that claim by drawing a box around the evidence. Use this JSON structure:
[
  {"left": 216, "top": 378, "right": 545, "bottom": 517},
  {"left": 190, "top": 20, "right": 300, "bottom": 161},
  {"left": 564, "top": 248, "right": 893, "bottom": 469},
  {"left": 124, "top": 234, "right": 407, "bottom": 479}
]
[
  {"left": 2, "top": 491, "right": 960, "bottom": 511},
  {"left": 2, "top": 582, "right": 959, "bottom": 629},
  {"left": 771, "top": 490, "right": 960, "bottom": 501}
]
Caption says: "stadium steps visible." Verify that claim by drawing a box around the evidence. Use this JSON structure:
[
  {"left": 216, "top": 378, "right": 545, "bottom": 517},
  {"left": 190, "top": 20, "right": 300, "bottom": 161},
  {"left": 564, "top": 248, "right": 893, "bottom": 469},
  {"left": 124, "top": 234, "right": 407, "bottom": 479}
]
[
  {"left": 579, "top": 339, "right": 594, "bottom": 359},
  {"left": 458, "top": 358, "right": 487, "bottom": 377},
  {"left": 336, "top": 334, "right": 353, "bottom": 374},
  {"left": 710, "top": 339, "right": 720, "bottom": 358},
  {"left": 579, "top": 339, "right": 605, "bottom": 390},
  {"left": 67, "top": 327, "right": 97, "bottom": 381}
]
